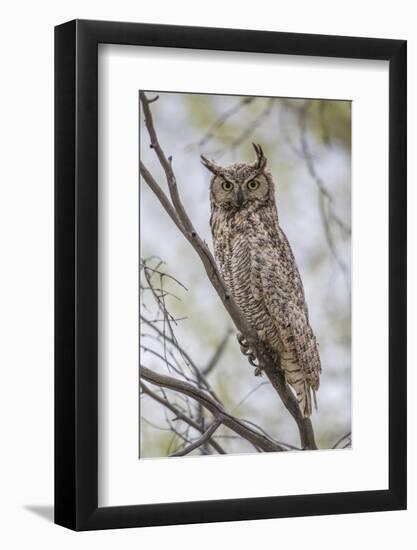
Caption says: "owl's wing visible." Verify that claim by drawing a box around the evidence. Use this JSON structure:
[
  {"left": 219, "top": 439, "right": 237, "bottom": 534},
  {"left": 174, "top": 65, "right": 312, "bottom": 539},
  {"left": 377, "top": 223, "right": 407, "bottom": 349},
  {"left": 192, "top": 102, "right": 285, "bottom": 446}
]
[{"left": 257, "top": 265, "right": 321, "bottom": 391}]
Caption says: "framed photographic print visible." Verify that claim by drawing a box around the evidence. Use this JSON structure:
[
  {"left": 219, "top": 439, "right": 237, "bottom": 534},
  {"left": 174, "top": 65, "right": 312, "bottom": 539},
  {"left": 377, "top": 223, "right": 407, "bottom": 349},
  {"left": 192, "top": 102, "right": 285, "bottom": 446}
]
[{"left": 55, "top": 19, "right": 406, "bottom": 531}]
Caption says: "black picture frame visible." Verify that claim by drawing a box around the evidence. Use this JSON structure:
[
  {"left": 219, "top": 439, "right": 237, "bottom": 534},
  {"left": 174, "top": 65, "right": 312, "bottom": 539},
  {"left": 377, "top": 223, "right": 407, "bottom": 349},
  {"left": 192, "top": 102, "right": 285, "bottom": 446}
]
[{"left": 55, "top": 19, "right": 407, "bottom": 531}]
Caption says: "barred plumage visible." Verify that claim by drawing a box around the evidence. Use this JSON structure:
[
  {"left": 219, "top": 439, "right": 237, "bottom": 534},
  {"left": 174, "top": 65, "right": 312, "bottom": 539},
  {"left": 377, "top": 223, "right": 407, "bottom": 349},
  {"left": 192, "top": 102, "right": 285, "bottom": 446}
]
[{"left": 202, "top": 144, "right": 321, "bottom": 417}]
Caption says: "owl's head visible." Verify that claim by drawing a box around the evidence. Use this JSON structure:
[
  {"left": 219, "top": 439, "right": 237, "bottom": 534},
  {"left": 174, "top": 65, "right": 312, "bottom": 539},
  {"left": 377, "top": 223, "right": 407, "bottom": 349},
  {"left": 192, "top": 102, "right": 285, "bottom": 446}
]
[{"left": 201, "top": 144, "right": 274, "bottom": 210}]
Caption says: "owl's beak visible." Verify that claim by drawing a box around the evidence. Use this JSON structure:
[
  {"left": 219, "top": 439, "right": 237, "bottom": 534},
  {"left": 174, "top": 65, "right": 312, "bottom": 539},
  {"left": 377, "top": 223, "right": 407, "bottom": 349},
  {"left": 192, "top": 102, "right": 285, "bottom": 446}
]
[{"left": 236, "top": 187, "right": 244, "bottom": 207}]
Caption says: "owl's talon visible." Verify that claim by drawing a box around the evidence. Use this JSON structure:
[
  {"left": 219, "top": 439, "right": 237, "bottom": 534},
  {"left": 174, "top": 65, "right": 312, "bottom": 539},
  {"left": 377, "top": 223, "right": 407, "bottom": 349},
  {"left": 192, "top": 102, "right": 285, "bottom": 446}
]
[
  {"left": 237, "top": 333, "right": 248, "bottom": 348},
  {"left": 237, "top": 332, "right": 261, "bottom": 371},
  {"left": 254, "top": 366, "right": 263, "bottom": 377}
]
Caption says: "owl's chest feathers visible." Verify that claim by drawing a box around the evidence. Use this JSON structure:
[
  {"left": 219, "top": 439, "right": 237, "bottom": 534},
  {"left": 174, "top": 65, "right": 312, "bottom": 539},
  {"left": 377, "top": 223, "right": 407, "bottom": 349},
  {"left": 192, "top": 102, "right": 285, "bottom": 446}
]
[
  {"left": 213, "top": 207, "right": 277, "bottom": 284},
  {"left": 212, "top": 207, "right": 283, "bottom": 346},
  {"left": 213, "top": 209, "right": 255, "bottom": 270}
]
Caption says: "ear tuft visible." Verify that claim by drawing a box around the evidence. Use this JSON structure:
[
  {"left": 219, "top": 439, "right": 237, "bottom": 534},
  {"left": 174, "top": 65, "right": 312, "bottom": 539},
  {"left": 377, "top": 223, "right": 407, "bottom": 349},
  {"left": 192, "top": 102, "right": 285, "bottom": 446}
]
[
  {"left": 252, "top": 143, "right": 267, "bottom": 172},
  {"left": 200, "top": 155, "right": 222, "bottom": 175}
]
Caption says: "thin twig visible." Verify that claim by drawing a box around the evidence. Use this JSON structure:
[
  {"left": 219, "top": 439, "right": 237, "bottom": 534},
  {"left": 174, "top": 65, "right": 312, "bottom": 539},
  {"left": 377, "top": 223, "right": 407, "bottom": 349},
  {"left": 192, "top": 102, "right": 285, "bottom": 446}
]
[
  {"left": 170, "top": 417, "right": 224, "bottom": 457},
  {"left": 202, "top": 329, "right": 232, "bottom": 376},
  {"left": 141, "top": 314, "right": 217, "bottom": 398},
  {"left": 231, "top": 381, "right": 269, "bottom": 413},
  {"left": 140, "top": 260, "right": 188, "bottom": 291},
  {"left": 332, "top": 431, "right": 352, "bottom": 449},
  {"left": 140, "top": 381, "right": 226, "bottom": 454},
  {"left": 197, "top": 97, "right": 255, "bottom": 147},
  {"left": 210, "top": 98, "right": 275, "bottom": 157},
  {"left": 141, "top": 365, "right": 285, "bottom": 452},
  {"left": 141, "top": 344, "right": 195, "bottom": 383}
]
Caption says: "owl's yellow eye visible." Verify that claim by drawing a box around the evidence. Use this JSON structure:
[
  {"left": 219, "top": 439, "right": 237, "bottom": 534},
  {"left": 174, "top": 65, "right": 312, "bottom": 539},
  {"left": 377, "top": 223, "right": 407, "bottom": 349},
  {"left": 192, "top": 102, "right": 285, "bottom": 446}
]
[
  {"left": 247, "top": 179, "right": 259, "bottom": 190},
  {"left": 222, "top": 181, "right": 233, "bottom": 192}
]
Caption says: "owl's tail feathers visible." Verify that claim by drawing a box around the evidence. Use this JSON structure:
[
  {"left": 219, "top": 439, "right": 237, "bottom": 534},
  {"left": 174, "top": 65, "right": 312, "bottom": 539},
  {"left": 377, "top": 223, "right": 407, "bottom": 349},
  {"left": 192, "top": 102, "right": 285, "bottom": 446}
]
[
  {"left": 300, "top": 385, "right": 318, "bottom": 418},
  {"left": 292, "top": 379, "right": 314, "bottom": 418},
  {"left": 312, "top": 388, "right": 318, "bottom": 412},
  {"left": 300, "top": 384, "right": 312, "bottom": 418}
]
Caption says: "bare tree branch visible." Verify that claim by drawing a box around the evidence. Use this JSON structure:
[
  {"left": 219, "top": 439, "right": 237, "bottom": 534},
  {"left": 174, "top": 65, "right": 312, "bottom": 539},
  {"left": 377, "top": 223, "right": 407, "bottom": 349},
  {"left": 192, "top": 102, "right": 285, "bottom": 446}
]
[
  {"left": 170, "top": 417, "right": 224, "bottom": 457},
  {"left": 141, "top": 365, "right": 286, "bottom": 452},
  {"left": 141, "top": 343, "right": 196, "bottom": 384},
  {"left": 195, "top": 329, "right": 232, "bottom": 452},
  {"left": 202, "top": 329, "right": 232, "bottom": 376},
  {"left": 238, "top": 417, "right": 301, "bottom": 451},
  {"left": 141, "top": 313, "right": 218, "bottom": 399},
  {"left": 139, "top": 162, "right": 186, "bottom": 235},
  {"left": 139, "top": 91, "right": 318, "bottom": 450},
  {"left": 140, "top": 260, "right": 188, "bottom": 291},
  {"left": 332, "top": 431, "right": 352, "bottom": 449},
  {"left": 140, "top": 381, "right": 226, "bottom": 454}
]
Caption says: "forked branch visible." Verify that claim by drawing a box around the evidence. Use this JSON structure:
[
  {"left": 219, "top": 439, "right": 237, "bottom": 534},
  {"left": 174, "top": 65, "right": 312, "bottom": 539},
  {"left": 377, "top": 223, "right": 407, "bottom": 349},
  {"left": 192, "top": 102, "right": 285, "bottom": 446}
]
[
  {"left": 140, "top": 365, "right": 285, "bottom": 452},
  {"left": 140, "top": 380, "right": 226, "bottom": 454}
]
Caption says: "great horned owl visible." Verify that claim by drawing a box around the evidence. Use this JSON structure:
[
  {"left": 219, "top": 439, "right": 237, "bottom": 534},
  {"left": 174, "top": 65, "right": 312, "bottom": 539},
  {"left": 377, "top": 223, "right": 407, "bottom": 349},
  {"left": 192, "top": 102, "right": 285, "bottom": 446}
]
[{"left": 202, "top": 144, "right": 321, "bottom": 417}]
